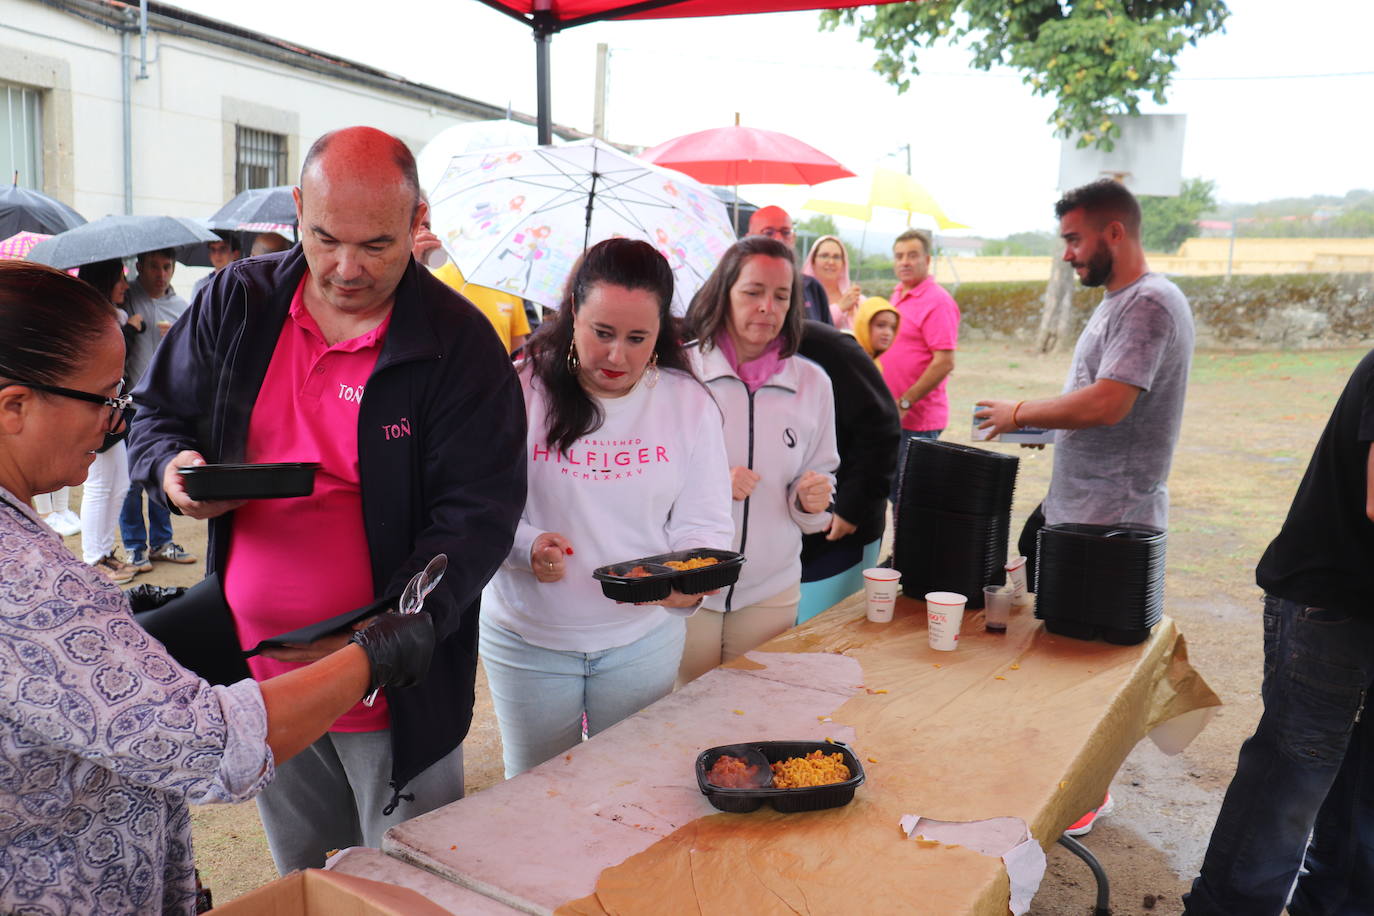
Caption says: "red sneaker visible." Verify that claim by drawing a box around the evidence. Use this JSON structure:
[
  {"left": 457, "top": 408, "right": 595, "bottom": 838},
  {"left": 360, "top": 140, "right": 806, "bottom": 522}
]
[{"left": 1065, "top": 791, "right": 1114, "bottom": 837}]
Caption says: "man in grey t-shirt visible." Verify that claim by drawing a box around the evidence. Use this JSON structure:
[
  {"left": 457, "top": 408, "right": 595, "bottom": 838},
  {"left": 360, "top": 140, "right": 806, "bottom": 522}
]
[
  {"left": 975, "top": 178, "right": 1193, "bottom": 838},
  {"left": 977, "top": 179, "right": 1194, "bottom": 558}
]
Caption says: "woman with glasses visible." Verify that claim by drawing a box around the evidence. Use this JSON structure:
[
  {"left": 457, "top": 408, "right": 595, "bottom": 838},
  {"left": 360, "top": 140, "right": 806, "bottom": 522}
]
[
  {"left": 677, "top": 236, "right": 840, "bottom": 685},
  {"left": 0, "top": 260, "right": 437, "bottom": 915},
  {"left": 803, "top": 235, "right": 862, "bottom": 331},
  {"left": 71, "top": 258, "right": 142, "bottom": 583}
]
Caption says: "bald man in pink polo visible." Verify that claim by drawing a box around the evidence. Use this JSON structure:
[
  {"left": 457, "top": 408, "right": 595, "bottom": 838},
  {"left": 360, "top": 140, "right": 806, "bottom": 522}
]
[{"left": 129, "top": 126, "right": 527, "bottom": 873}]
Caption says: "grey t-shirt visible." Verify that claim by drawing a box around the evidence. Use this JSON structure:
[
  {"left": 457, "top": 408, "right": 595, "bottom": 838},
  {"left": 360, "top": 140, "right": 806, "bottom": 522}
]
[
  {"left": 1043, "top": 272, "right": 1194, "bottom": 530},
  {"left": 124, "top": 280, "right": 189, "bottom": 388}
]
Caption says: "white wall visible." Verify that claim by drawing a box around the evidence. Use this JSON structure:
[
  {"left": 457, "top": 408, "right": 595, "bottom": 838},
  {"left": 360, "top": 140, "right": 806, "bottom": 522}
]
[{"left": 1, "top": 0, "right": 489, "bottom": 222}]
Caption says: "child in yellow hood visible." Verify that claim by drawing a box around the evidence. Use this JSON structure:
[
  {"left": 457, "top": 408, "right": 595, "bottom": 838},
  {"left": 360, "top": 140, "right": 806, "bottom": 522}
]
[{"left": 850, "top": 297, "right": 900, "bottom": 367}]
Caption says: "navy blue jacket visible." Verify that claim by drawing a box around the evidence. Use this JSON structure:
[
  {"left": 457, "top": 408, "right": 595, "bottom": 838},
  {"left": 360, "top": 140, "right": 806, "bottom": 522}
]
[
  {"left": 797, "top": 319, "right": 901, "bottom": 580},
  {"left": 128, "top": 246, "right": 527, "bottom": 794}
]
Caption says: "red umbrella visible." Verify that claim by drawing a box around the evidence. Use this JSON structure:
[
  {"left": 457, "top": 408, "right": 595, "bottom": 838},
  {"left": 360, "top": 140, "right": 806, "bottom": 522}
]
[
  {"left": 475, "top": 0, "right": 905, "bottom": 144},
  {"left": 640, "top": 125, "right": 854, "bottom": 187}
]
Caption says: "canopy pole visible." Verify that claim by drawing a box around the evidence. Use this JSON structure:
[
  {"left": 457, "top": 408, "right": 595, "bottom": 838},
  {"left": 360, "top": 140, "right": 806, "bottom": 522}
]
[{"left": 534, "top": 12, "right": 555, "bottom": 147}]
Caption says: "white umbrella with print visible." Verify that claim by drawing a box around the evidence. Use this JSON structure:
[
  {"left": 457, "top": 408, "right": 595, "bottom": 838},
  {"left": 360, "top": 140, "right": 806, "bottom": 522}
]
[{"left": 428, "top": 139, "right": 736, "bottom": 316}]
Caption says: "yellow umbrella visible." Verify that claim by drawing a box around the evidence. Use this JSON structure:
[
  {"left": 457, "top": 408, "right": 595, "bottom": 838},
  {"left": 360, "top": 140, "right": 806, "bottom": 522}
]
[{"left": 804, "top": 168, "right": 968, "bottom": 230}]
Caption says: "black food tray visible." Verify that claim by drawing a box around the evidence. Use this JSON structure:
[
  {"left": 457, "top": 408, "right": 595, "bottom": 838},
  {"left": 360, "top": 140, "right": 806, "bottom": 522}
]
[
  {"left": 244, "top": 594, "right": 396, "bottom": 656},
  {"left": 592, "top": 548, "right": 744, "bottom": 602},
  {"left": 180, "top": 462, "right": 320, "bottom": 501},
  {"left": 695, "top": 740, "right": 865, "bottom": 813}
]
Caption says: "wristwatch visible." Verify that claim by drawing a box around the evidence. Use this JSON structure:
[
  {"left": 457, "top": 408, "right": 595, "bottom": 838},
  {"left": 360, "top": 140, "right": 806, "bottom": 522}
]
[{"left": 899, "top": 397, "right": 912, "bottom": 411}]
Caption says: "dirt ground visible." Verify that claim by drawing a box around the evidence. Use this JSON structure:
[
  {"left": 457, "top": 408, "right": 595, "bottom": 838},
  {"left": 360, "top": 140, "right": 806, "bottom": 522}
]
[{"left": 66, "top": 339, "right": 1368, "bottom": 914}]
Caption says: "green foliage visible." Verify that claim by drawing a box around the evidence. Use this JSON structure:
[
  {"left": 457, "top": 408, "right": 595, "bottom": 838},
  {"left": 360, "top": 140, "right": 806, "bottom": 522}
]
[
  {"left": 821, "top": 0, "right": 1229, "bottom": 149},
  {"left": 981, "top": 231, "right": 1058, "bottom": 257},
  {"left": 1139, "top": 177, "right": 1217, "bottom": 253},
  {"left": 796, "top": 214, "right": 839, "bottom": 238},
  {"left": 954, "top": 273, "right": 1374, "bottom": 344},
  {"left": 854, "top": 253, "right": 895, "bottom": 290}
]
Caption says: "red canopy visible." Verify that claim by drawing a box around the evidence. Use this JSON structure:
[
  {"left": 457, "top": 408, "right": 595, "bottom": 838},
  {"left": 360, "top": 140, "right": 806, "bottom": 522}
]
[
  {"left": 641, "top": 125, "right": 854, "bottom": 186},
  {"left": 475, "top": 0, "right": 905, "bottom": 143},
  {"left": 477, "top": 0, "right": 894, "bottom": 28}
]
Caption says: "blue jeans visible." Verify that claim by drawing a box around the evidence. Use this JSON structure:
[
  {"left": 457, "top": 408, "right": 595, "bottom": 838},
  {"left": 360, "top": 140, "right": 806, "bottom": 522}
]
[
  {"left": 119, "top": 477, "right": 173, "bottom": 554},
  {"left": 479, "top": 616, "right": 685, "bottom": 778},
  {"left": 891, "top": 427, "right": 944, "bottom": 502},
  {"left": 1184, "top": 595, "right": 1374, "bottom": 915}
]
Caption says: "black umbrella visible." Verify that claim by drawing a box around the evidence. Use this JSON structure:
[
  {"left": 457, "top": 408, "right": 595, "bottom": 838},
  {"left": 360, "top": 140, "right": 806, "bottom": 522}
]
[
  {"left": 26, "top": 215, "right": 220, "bottom": 270},
  {"left": 207, "top": 185, "right": 297, "bottom": 231},
  {"left": 0, "top": 178, "right": 86, "bottom": 237}
]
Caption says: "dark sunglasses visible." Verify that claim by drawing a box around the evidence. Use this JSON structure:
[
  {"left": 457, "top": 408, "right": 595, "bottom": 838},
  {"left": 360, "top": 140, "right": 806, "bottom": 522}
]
[{"left": 1, "top": 380, "right": 131, "bottom": 432}]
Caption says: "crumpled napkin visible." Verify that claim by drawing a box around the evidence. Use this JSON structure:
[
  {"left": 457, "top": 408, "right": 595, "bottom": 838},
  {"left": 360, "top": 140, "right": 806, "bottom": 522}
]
[{"left": 899, "top": 814, "right": 1047, "bottom": 915}]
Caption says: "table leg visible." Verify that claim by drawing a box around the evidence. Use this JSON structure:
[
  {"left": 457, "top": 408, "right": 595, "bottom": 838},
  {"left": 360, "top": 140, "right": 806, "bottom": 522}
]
[{"left": 1056, "top": 834, "right": 1111, "bottom": 916}]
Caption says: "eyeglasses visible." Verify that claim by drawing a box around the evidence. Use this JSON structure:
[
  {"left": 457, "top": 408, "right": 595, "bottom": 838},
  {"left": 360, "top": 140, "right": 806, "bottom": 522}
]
[
  {"left": 758, "top": 227, "right": 794, "bottom": 240},
  {"left": 814, "top": 252, "right": 844, "bottom": 262},
  {"left": 0, "top": 380, "right": 131, "bottom": 431}
]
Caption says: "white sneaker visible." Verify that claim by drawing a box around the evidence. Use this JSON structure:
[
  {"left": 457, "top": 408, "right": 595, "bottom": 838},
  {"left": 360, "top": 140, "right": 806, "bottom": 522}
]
[
  {"left": 44, "top": 512, "right": 80, "bottom": 537},
  {"left": 59, "top": 509, "right": 82, "bottom": 534}
]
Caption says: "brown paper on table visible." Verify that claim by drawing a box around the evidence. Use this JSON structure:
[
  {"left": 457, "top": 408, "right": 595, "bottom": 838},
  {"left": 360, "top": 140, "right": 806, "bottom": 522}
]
[
  {"left": 560, "top": 594, "right": 1220, "bottom": 916},
  {"left": 212, "top": 868, "right": 454, "bottom": 916}
]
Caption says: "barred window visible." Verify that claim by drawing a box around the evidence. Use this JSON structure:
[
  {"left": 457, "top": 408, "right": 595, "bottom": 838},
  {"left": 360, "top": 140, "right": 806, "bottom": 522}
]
[
  {"left": 1, "top": 82, "right": 42, "bottom": 189},
  {"left": 235, "top": 126, "right": 287, "bottom": 192}
]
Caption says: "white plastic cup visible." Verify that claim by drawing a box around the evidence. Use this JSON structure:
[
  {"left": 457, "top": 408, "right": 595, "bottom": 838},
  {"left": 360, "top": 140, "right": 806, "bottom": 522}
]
[
  {"left": 1005, "top": 556, "right": 1030, "bottom": 606},
  {"left": 863, "top": 568, "right": 902, "bottom": 623},
  {"left": 983, "top": 584, "right": 1012, "bottom": 632},
  {"left": 971, "top": 403, "right": 993, "bottom": 441},
  {"left": 422, "top": 246, "right": 449, "bottom": 269},
  {"left": 925, "top": 591, "right": 967, "bottom": 651}
]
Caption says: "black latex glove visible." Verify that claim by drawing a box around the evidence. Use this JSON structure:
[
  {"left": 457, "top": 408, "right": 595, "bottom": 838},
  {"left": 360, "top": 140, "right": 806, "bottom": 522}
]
[
  {"left": 348, "top": 611, "right": 435, "bottom": 696},
  {"left": 125, "top": 584, "right": 188, "bottom": 614}
]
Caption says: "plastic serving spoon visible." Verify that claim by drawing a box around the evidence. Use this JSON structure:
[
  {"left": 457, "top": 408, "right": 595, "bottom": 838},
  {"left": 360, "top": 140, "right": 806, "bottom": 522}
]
[{"left": 363, "top": 553, "right": 448, "bottom": 706}]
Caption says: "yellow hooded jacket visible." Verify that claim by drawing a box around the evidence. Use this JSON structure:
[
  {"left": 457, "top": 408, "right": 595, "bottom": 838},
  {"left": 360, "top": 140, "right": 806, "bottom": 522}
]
[{"left": 850, "top": 296, "right": 900, "bottom": 368}]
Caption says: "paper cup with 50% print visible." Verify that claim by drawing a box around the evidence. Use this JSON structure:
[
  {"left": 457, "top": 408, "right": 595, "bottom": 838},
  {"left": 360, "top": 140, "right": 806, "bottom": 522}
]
[{"left": 925, "top": 591, "right": 967, "bottom": 651}]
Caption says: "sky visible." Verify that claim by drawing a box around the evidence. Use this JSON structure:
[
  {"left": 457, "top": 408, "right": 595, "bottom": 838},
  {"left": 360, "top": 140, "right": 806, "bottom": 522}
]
[{"left": 170, "top": 0, "right": 1374, "bottom": 240}]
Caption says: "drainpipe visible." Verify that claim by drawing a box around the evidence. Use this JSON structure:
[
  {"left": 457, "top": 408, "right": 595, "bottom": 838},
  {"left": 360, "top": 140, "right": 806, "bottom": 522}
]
[
  {"left": 120, "top": 25, "right": 133, "bottom": 214},
  {"left": 138, "top": 0, "right": 149, "bottom": 79}
]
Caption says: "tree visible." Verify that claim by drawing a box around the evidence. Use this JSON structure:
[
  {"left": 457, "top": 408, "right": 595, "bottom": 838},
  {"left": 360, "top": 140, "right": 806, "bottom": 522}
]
[
  {"left": 796, "top": 213, "right": 839, "bottom": 238},
  {"left": 822, "top": 0, "right": 1229, "bottom": 149},
  {"left": 982, "top": 231, "right": 1058, "bottom": 257},
  {"left": 1139, "top": 177, "right": 1218, "bottom": 253}
]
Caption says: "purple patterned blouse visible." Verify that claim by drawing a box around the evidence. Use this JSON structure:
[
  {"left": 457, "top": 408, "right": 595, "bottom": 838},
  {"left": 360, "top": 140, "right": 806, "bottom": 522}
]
[{"left": 0, "top": 488, "right": 273, "bottom": 914}]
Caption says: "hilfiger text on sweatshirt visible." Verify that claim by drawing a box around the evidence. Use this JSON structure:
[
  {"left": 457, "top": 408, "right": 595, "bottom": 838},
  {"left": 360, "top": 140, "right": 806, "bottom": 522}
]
[{"left": 531, "top": 438, "right": 672, "bottom": 482}]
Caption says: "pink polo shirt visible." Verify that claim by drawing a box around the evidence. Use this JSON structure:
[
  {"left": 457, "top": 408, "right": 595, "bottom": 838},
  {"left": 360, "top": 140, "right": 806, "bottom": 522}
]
[
  {"left": 223, "top": 275, "right": 391, "bottom": 732},
  {"left": 877, "top": 276, "right": 960, "bottom": 432}
]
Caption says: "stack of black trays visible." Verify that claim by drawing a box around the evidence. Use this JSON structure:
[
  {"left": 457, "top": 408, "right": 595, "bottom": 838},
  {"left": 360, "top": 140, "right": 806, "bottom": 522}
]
[
  {"left": 892, "top": 440, "right": 1019, "bottom": 610},
  {"left": 1034, "top": 523, "right": 1166, "bottom": 644}
]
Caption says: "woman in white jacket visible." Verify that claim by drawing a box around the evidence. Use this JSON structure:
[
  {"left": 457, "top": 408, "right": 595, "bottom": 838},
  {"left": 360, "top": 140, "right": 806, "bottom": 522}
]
[
  {"left": 678, "top": 236, "right": 840, "bottom": 685},
  {"left": 484, "top": 238, "right": 734, "bottom": 778}
]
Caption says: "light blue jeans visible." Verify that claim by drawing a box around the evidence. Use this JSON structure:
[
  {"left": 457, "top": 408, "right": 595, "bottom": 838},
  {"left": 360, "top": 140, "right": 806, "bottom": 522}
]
[{"left": 480, "top": 616, "right": 686, "bottom": 778}]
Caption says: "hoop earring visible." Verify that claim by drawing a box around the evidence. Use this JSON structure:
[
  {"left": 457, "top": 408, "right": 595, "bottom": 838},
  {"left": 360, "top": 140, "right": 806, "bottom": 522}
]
[
  {"left": 646, "top": 351, "right": 660, "bottom": 389},
  {"left": 566, "top": 340, "right": 580, "bottom": 375}
]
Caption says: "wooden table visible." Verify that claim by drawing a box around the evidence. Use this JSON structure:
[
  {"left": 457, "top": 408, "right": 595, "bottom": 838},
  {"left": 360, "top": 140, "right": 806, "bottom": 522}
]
[{"left": 385, "top": 594, "right": 1218, "bottom": 915}]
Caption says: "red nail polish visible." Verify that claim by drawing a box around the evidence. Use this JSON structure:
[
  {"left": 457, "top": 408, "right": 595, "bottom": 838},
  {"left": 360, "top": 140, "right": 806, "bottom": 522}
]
[{"left": 565, "top": 547, "right": 574, "bottom": 555}]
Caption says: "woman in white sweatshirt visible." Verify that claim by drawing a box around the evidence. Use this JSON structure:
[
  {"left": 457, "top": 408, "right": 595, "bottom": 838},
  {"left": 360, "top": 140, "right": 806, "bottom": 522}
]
[
  {"left": 678, "top": 236, "right": 841, "bottom": 685},
  {"left": 483, "top": 238, "right": 734, "bottom": 778}
]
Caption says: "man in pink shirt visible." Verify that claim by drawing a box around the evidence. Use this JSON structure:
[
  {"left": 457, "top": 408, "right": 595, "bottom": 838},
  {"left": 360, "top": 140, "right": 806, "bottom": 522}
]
[
  {"left": 128, "top": 127, "right": 526, "bottom": 874},
  {"left": 878, "top": 229, "right": 960, "bottom": 489}
]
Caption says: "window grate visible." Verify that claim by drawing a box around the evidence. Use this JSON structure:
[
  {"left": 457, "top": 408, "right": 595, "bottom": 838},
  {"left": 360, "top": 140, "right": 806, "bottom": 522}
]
[
  {"left": 1, "top": 82, "right": 42, "bottom": 189},
  {"left": 235, "top": 126, "right": 287, "bottom": 193}
]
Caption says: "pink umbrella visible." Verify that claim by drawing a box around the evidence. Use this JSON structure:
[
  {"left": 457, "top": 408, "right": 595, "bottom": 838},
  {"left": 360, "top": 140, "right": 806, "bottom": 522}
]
[
  {"left": 641, "top": 125, "right": 854, "bottom": 187},
  {"left": 0, "top": 230, "right": 51, "bottom": 260}
]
